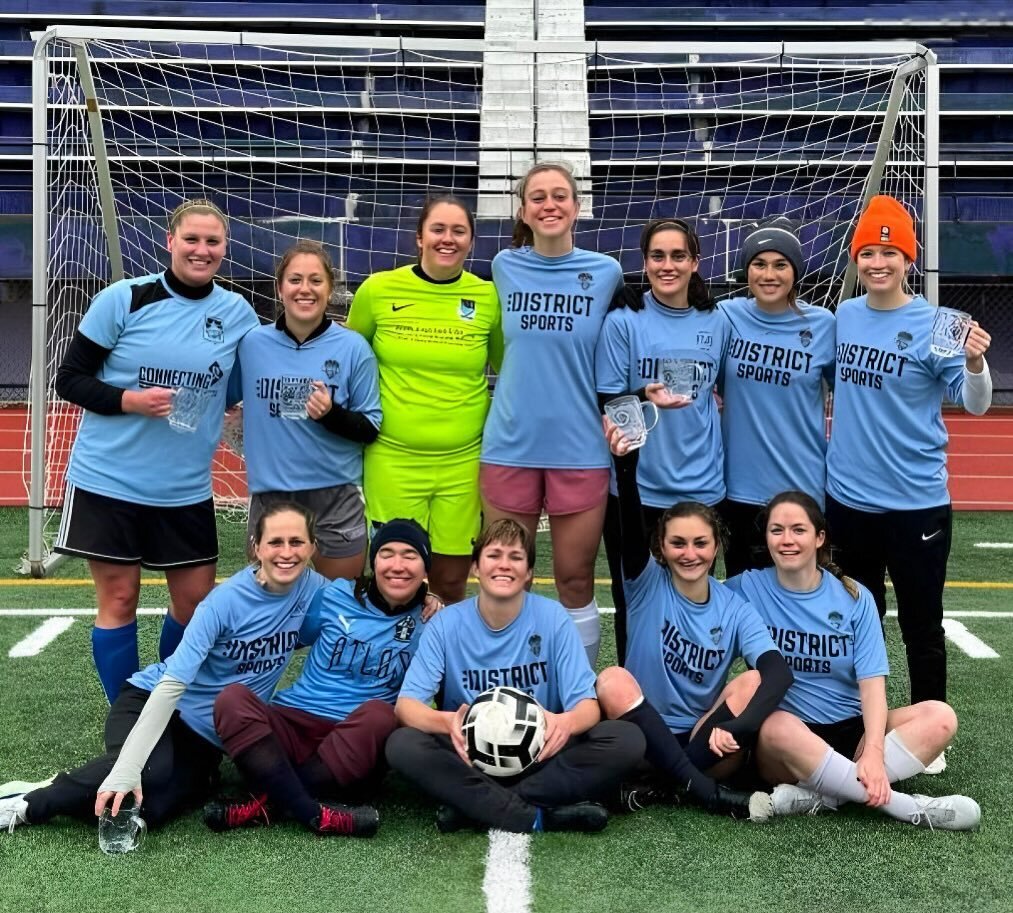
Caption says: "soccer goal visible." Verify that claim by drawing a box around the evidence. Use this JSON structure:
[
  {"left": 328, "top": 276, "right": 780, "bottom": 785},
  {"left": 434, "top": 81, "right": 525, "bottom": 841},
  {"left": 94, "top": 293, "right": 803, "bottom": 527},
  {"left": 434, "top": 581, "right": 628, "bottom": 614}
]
[{"left": 25, "top": 27, "right": 937, "bottom": 574}]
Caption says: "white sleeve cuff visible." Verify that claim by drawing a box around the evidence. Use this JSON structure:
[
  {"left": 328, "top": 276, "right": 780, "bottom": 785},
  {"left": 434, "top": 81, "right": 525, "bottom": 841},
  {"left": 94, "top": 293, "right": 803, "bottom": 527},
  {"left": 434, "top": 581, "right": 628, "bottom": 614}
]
[{"left": 962, "top": 357, "right": 993, "bottom": 416}]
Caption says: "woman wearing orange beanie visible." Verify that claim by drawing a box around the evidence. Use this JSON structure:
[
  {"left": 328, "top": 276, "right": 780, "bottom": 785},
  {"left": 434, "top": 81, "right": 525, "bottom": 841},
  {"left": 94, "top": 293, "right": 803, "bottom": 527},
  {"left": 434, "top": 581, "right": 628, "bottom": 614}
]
[{"left": 824, "top": 195, "right": 992, "bottom": 773}]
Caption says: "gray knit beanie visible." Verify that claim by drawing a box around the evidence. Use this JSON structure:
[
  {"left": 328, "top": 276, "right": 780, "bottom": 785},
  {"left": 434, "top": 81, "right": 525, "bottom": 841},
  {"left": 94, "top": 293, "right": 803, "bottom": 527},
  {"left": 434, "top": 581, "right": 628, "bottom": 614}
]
[{"left": 739, "top": 217, "right": 803, "bottom": 286}]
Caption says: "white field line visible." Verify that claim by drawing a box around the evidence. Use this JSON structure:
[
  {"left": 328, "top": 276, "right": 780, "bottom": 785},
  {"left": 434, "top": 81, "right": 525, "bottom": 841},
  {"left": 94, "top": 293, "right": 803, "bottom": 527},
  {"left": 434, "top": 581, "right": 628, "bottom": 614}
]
[
  {"left": 8, "top": 617, "right": 75, "bottom": 657},
  {"left": 483, "top": 830, "right": 532, "bottom": 913},
  {"left": 942, "top": 619, "right": 1000, "bottom": 659},
  {"left": 974, "top": 542, "right": 1013, "bottom": 548}
]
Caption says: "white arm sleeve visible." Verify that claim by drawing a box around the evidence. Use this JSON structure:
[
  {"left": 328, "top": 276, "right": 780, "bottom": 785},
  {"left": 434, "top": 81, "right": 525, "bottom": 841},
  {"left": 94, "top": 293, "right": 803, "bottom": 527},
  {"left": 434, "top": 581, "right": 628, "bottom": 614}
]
[
  {"left": 962, "top": 357, "right": 992, "bottom": 416},
  {"left": 98, "top": 677, "right": 187, "bottom": 795}
]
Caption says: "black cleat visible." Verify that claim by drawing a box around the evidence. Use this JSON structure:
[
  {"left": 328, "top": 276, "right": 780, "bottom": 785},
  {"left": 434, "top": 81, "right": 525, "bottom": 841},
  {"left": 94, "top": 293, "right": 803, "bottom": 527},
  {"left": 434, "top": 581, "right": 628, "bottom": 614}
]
[
  {"left": 312, "top": 803, "right": 379, "bottom": 837},
  {"left": 203, "top": 794, "right": 270, "bottom": 832},
  {"left": 701, "top": 785, "right": 773, "bottom": 821},
  {"left": 619, "top": 783, "right": 684, "bottom": 812},
  {"left": 436, "top": 804, "right": 472, "bottom": 833},
  {"left": 541, "top": 801, "right": 609, "bottom": 833}
]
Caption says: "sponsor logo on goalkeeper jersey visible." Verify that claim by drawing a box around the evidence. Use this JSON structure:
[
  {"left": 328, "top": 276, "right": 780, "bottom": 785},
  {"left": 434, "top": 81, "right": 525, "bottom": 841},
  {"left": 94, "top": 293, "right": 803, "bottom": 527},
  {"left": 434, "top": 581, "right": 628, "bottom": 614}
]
[
  {"left": 459, "top": 299, "right": 476, "bottom": 320},
  {"left": 138, "top": 360, "right": 223, "bottom": 389}
]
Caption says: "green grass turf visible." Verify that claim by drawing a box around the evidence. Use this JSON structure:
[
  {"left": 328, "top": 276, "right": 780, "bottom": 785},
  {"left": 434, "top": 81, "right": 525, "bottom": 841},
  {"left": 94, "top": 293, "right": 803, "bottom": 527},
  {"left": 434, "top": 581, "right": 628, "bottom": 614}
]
[{"left": 0, "top": 507, "right": 1011, "bottom": 912}]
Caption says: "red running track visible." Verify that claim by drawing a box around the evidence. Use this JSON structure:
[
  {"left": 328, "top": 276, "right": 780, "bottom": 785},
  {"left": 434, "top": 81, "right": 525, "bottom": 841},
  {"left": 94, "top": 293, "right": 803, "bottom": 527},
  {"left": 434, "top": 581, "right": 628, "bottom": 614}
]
[{"left": 1, "top": 405, "right": 1011, "bottom": 510}]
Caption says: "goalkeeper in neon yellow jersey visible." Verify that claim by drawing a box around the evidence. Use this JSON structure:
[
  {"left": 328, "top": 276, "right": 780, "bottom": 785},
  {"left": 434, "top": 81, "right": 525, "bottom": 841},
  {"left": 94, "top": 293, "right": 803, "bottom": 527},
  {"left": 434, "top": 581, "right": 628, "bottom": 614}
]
[{"left": 346, "top": 196, "right": 502, "bottom": 603}]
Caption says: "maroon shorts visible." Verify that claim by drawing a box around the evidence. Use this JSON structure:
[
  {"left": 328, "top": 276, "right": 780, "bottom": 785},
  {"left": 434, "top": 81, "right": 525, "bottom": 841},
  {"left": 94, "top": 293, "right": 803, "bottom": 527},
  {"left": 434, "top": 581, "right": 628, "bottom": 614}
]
[{"left": 480, "top": 464, "right": 609, "bottom": 516}]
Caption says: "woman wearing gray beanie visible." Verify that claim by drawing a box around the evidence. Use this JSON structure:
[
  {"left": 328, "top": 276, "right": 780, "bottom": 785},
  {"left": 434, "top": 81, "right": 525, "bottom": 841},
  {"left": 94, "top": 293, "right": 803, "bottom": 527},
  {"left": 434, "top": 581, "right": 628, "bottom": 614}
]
[{"left": 718, "top": 218, "right": 836, "bottom": 577}]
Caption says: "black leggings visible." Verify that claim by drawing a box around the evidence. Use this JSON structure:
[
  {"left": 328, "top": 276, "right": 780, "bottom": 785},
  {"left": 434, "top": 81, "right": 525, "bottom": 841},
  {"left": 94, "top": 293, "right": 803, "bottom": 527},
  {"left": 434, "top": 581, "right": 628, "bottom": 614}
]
[{"left": 25, "top": 683, "right": 221, "bottom": 829}]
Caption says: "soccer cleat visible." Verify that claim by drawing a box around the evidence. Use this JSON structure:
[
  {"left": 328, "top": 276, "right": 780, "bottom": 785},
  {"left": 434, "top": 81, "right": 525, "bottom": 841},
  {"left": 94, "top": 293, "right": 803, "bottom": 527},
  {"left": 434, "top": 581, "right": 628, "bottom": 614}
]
[
  {"left": 771, "top": 783, "right": 839, "bottom": 817},
  {"left": 909, "top": 794, "right": 981, "bottom": 832},
  {"left": 0, "top": 795, "right": 29, "bottom": 834},
  {"left": 436, "top": 804, "right": 471, "bottom": 834},
  {"left": 203, "top": 794, "right": 271, "bottom": 832},
  {"left": 541, "top": 802, "right": 609, "bottom": 833},
  {"left": 312, "top": 803, "right": 379, "bottom": 837},
  {"left": 619, "top": 783, "right": 683, "bottom": 812},
  {"left": 700, "top": 785, "right": 773, "bottom": 822},
  {"left": 923, "top": 752, "right": 947, "bottom": 776},
  {"left": 0, "top": 776, "right": 54, "bottom": 800}
]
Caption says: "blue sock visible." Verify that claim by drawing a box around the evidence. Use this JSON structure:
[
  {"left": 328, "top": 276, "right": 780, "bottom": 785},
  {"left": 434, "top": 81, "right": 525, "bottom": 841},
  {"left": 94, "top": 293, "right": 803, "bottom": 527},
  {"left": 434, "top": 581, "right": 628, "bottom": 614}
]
[
  {"left": 158, "top": 613, "right": 186, "bottom": 661},
  {"left": 92, "top": 621, "right": 139, "bottom": 703},
  {"left": 531, "top": 808, "right": 544, "bottom": 832}
]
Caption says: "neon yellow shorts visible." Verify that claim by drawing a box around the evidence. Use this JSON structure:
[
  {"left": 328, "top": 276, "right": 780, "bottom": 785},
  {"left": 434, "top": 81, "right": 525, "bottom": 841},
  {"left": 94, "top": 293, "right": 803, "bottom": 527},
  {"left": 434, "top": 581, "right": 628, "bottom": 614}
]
[{"left": 363, "top": 440, "right": 481, "bottom": 556}]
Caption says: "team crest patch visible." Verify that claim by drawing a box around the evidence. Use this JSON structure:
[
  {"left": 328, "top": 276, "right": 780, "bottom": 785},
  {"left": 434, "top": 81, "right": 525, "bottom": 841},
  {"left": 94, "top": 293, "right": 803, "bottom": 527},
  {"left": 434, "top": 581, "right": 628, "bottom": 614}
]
[
  {"left": 895, "top": 331, "right": 913, "bottom": 351},
  {"left": 697, "top": 332, "right": 713, "bottom": 348},
  {"left": 879, "top": 224, "right": 891, "bottom": 243},
  {"left": 799, "top": 329, "right": 813, "bottom": 348},
  {"left": 459, "top": 299, "right": 476, "bottom": 320},
  {"left": 528, "top": 634, "right": 542, "bottom": 657},
  {"left": 203, "top": 315, "right": 224, "bottom": 343},
  {"left": 394, "top": 615, "right": 416, "bottom": 643},
  {"left": 323, "top": 359, "right": 340, "bottom": 379},
  {"left": 577, "top": 272, "right": 593, "bottom": 290},
  {"left": 828, "top": 611, "right": 843, "bottom": 630},
  {"left": 709, "top": 626, "right": 723, "bottom": 645}
]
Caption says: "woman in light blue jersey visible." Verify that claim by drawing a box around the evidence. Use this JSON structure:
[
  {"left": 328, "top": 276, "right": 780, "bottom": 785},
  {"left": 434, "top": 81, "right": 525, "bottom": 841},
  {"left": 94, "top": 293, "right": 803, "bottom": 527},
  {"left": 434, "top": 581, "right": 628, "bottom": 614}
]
[
  {"left": 727, "top": 490, "right": 980, "bottom": 831},
  {"left": 53, "top": 198, "right": 260, "bottom": 704},
  {"left": 719, "top": 217, "right": 835, "bottom": 577},
  {"left": 825, "top": 195, "right": 992, "bottom": 735},
  {"left": 202, "top": 519, "right": 436, "bottom": 836},
  {"left": 0, "top": 503, "right": 333, "bottom": 839},
  {"left": 593, "top": 419, "right": 791, "bottom": 820},
  {"left": 481, "top": 163, "right": 624, "bottom": 667},
  {"left": 597, "top": 217, "right": 730, "bottom": 663},
  {"left": 235, "top": 240, "right": 381, "bottom": 581}
]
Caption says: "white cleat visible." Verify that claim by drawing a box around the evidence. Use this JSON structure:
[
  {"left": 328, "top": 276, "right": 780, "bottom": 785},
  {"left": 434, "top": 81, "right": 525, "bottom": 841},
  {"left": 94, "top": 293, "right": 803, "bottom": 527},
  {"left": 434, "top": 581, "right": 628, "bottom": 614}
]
[
  {"left": 923, "top": 752, "right": 947, "bottom": 776},
  {"left": 771, "top": 783, "right": 839, "bottom": 817},
  {"left": 0, "top": 795, "right": 29, "bottom": 834},
  {"left": 0, "top": 776, "right": 54, "bottom": 800},
  {"left": 910, "top": 794, "right": 980, "bottom": 831},
  {"left": 747, "top": 791, "right": 774, "bottom": 823}
]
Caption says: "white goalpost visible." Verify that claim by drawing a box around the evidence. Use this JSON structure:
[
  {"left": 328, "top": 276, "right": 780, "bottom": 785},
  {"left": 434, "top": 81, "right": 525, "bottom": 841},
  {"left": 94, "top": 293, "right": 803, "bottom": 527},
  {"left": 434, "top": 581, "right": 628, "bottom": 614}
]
[{"left": 24, "top": 26, "right": 937, "bottom": 575}]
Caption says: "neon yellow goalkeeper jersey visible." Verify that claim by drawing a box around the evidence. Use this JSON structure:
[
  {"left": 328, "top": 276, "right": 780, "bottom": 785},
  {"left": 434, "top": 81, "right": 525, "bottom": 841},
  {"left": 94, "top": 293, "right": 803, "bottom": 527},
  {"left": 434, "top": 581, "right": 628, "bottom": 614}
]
[{"left": 347, "top": 264, "right": 502, "bottom": 454}]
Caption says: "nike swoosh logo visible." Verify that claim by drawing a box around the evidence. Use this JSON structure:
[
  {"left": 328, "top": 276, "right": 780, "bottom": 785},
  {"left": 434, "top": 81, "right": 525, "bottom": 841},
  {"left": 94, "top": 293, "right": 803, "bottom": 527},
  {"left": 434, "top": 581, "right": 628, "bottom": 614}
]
[
  {"left": 338, "top": 613, "right": 352, "bottom": 632},
  {"left": 391, "top": 304, "right": 417, "bottom": 312},
  {"left": 921, "top": 530, "right": 941, "bottom": 541}
]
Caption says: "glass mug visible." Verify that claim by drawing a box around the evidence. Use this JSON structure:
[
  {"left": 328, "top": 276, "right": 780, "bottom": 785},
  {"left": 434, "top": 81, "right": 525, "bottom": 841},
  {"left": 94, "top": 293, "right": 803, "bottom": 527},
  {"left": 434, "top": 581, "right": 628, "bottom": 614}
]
[{"left": 604, "top": 395, "right": 660, "bottom": 450}]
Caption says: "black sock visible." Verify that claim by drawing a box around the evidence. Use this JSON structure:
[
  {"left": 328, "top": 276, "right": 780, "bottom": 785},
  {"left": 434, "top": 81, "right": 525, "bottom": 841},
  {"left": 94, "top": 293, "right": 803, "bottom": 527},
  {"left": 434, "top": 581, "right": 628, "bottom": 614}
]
[
  {"left": 233, "top": 736, "right": 319, "bottom": 826},
  {"left": 685, "top": 701, "right": 734, "bottom": 771},
  {"left": 620, "top": 700, "right": 715, "bottom": 801},
  {"left": 295, "top": 755, "right": 335, "bottom": 797}
]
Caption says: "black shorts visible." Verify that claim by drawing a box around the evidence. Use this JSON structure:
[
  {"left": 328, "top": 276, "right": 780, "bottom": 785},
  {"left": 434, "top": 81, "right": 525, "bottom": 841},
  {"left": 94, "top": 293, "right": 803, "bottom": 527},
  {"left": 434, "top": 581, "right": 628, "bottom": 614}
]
[
  {"left": 54, "top": 483, "right": 218, "bottom": 569},
  {"left": 807, "top": 714, "right": 866, "bottom": 761}
]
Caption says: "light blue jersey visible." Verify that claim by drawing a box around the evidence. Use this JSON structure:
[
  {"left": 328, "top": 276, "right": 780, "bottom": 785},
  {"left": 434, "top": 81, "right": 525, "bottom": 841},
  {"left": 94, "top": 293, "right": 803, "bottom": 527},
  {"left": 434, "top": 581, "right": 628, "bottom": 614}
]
[
  {"left": 67, "top": 273, "right": 259, "bottom": 505},
  {"left": 725, "top": 568, "right": 888, "bottom": 725},
  {"left": 399, "top": 592, "right": 596, "bottom": 712},
  {"left": 129, "top": 566, "right": 326, "bottom": 747},
  {"left": 235, "top": 321, "right": 381, "bottom": 492},
  {"left": 624, "top": 562, "right": 778, "bottom": 733},
  {"left": 596, "top": 294, "right": 731, "bottom": 506},
  {"left": 272, "top": 578, "right": 425, "bottom": 720},
  {"left": 720, "top": 297, "right": 836, "bottom": 506},
  {"left": 827, "top": 295, "right": 967, "bottom": 511},
  {"left": 482, "top": 247, "right": 623, "bottom": 469}
]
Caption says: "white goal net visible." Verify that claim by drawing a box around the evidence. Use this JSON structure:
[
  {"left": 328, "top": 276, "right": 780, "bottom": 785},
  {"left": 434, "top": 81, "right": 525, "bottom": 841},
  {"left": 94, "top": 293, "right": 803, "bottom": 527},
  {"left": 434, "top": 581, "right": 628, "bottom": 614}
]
[{"left": 25, "top": 28, "right": 936, "bottom": 573}]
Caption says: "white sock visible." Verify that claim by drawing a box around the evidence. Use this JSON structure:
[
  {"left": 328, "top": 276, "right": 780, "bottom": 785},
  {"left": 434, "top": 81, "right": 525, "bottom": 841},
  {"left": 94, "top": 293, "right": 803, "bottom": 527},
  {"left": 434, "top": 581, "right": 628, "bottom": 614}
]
[
  {"left": 883, "top": 730, "right": 926, "bottom": 782},
  {"left": 804, "top": 747, "right": 921, "bottom": 823},
  {"left": 566, "top": 599, "right": 600, "bottom": 668}
]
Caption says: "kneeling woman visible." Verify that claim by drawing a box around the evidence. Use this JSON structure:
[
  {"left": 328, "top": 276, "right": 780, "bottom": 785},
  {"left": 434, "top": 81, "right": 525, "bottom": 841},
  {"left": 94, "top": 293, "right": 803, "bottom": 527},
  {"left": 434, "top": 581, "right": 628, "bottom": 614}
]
[
  {"left": 595, "top": 419, "right": 792, "bottom": 818},
  {"left": 726, "top": 490, "right": 980, "bottom": 830},
  {"left": 386, "top": 519, "right": 644, "bottom": 834},
  {"left": 0, "top": 503, "right": 325, "bottom": 836},
  {"left": 204, "top": 519, "right": 437, "bottom": 836}
]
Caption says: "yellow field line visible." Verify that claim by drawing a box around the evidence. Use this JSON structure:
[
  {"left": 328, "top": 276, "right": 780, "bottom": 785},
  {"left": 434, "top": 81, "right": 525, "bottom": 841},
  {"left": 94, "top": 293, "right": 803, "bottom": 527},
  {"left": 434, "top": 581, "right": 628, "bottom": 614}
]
[{"left": 2, "top": 577, "right": 1011, "bottom": 589}]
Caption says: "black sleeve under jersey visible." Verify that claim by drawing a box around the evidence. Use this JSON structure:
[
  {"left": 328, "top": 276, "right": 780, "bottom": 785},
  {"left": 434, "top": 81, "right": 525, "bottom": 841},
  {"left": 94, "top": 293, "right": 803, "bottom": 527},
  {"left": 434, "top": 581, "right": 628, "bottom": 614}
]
[
  {"left": 721, "top": 649, "right": 794, "bottom": 743},
  {"left": 614, "top": 448, "right": 651, "bottom": 581},
  {"left": 314, "top": 403, "right": 380, "bottom": 444},
  {"left": 54, "top": 330, "right": 125, "bottom": 415}
]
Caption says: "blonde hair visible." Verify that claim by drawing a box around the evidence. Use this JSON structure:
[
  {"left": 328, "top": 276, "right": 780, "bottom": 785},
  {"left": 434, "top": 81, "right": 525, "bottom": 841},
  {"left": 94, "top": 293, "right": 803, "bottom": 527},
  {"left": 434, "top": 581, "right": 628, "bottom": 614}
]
[
  {"left": 168, "top": 198, "right": 229, "bottom": 235},
  {"left": 510, "top": 162, "right": 580, "bottom": 248}
]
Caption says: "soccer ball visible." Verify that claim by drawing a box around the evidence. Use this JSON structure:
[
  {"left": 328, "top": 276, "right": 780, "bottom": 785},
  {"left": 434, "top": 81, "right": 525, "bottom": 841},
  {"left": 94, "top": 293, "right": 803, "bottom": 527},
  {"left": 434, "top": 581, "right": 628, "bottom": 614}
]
[{"left": 463, "top": 686, "right": 546, "bottom": 778}]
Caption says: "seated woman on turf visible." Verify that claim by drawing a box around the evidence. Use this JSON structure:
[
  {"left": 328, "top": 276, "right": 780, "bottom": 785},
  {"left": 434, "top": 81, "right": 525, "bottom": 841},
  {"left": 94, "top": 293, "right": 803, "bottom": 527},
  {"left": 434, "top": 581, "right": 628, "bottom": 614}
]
[
  {"left": 594, "top": 418, "right": 792, "bottom": 819},
  {"left": 0, "top": 503, "right": 325, "bottom": 837},
  {"left": 725, "top": 490, "right": 980, "bottom": 831},
  {"left": 234, "top": 240, "right": 382, "bottom": 580},
  {"left": 385, "top": 519, "right": 645, "bottom": 834},
  {"left": 203, "top": 519, "right": 439, "bottom": 837}
]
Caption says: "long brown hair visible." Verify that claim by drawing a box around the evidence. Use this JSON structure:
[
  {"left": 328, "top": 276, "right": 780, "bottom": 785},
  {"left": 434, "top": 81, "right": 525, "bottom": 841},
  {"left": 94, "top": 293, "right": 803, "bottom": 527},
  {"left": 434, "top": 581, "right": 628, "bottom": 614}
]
[
  {"left": 651, "top": 501, "right": 727, "bottom": 566},
  {"left": 639, "top": 217, "right": 713, "bottom": 311}
]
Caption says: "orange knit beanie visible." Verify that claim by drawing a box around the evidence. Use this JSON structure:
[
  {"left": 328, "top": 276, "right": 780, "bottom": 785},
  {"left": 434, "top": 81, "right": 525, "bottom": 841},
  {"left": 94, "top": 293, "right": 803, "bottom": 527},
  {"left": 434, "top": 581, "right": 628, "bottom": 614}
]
[{"left": 850, "top": 195, "right": 917, "bottom": 262}]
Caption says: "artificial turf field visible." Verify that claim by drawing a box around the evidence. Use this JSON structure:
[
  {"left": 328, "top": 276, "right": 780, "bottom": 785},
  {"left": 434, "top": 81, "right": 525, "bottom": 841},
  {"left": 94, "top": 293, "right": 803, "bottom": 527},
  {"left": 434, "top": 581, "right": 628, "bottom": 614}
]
[{"left": 0, "top": 506, "right": 1011, "bottom": 913}]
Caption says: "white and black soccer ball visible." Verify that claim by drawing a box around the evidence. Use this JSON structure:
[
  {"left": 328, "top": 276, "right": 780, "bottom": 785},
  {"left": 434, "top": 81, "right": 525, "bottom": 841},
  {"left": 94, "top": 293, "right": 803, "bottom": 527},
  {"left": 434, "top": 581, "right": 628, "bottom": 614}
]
[{"left": 463, "top": 686, "right": 546, "bottom": 778}]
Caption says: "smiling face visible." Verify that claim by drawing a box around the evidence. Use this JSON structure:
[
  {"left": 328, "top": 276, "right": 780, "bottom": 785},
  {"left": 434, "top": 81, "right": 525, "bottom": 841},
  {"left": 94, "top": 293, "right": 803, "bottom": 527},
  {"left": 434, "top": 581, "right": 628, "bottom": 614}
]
[
  {"left": 644, "top": 227, "right": 699, "bottom": 307},
  {"left": 766, "top": 501, "right": 824, "bottom": 576},
  {"left": 856, "top": 244, "right": 911, "bottom": 297},
  {"left": 473, "top": 537, "right": 534, "bottom": 601},
  {"left": 253, "top": 509, "right": 314, "bottom": 593},
  {"left": 416, "top": 201, "right": 473, "bottom": 280},
  {"left": 278, "top": 252, "right": 332, "bottom": 337},
  {"left": 659, "top": 514, "right": 718, "bottom": 588},
  {"left": 373, "top": 541, "right": 427, "bottom": 605},
  {"left": 166, "top": 212, "right": 227, "bottom": 287},
  {"left": 747, "top": 250, "right": 795, "bottom": 311},
  {"left": 519, "top": 168, "right": 580, "bottom": 249}
]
